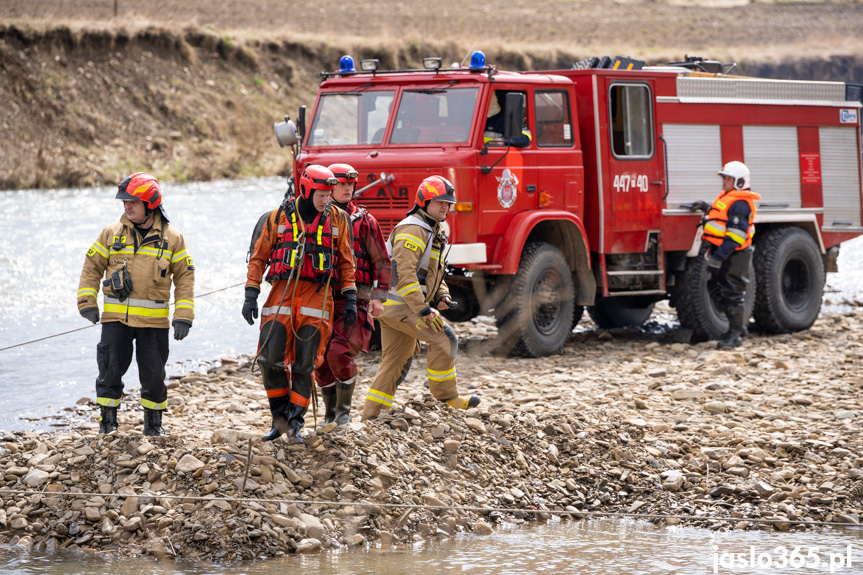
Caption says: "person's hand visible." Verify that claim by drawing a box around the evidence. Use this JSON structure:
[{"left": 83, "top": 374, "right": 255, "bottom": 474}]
[
  {"left": 343, "top": 291, "right": 357, "bottom": 329},
  {"left": 437, "top": 296, "right": 458, "bottom": 311},
  {"left": 80, "top": 307, "right": 100, "bottom": 324},
  {"left": 242, "top": 287, "right": 259, "bottom": 325},
  {"left": 417, "top": 307, "right": 445, "bottom": 332},
  {"left": 692, "top": 201, "right": 710, "bottom": 214},
  {"left": 705, "top": 251, "right": 723, "bottom": 273},
  {"left": 368, "top": 298, "right": 384, "bottom": 318},
  {"left": 172, "top": 320, "right": 191, "bottom": 341}
]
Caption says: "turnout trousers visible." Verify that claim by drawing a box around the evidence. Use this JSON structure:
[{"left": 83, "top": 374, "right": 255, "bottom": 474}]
[
  {"left": 708, "top": 246, "right": 753, "bottom": 314},
  {"left": 361, "top": 302, "right": 459, "bottom": 420},
  {"left": 95, "top": 321, "right": 169, "bottom": 410}
]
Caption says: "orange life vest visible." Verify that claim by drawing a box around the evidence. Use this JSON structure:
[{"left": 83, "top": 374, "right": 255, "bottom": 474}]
[
  {"left": 266, "top": 202, "right": 337, "bottom": 282},
  {"left": 702, "top": 189, "right": 760, "bottom": 250}
]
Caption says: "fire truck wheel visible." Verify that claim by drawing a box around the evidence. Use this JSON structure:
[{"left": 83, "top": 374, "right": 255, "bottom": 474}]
[
  {"left": 587, "top": 297, "right": 655, "bottom": 329},
  {"left": 494, "top": 242, "right": 575, "bottom": 357},
  {"left": 752, "top": 227, "right": 824, "bottom": 333},
  {"left": 675, "top": 244, "right": 756, "bottom": 341}
]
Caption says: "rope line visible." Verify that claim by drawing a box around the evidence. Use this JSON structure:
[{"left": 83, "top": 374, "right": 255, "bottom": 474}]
[
  {"left": 0, "top": 488, "right": 857, "bottom": 529},
  {"left": 0, "top": 282, "right": 245, "bottom": 352}
]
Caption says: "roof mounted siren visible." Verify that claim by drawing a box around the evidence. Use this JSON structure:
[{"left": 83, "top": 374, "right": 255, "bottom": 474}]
[{"left": 665, "top": 55, "right": 736, "bottom": 75}]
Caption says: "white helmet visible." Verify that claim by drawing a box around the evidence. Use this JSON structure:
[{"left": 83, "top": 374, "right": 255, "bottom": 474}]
[{"left": 718, "top": 161, "right": 750, "bottom": 190}]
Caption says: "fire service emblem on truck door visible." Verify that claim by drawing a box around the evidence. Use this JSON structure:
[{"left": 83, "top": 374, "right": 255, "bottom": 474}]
[{"left": 496, "top": 168, "right": 519, "bottom": 208}]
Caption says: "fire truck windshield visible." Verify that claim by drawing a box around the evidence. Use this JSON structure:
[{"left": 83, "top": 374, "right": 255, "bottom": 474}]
[
  {"left": 308, "top": 91, "right": 395, "bottom": 146},
  {"left": 391, "top": 88, "right": 478, "bottom": 144}
]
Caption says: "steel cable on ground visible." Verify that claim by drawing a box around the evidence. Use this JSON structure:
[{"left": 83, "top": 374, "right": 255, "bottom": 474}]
[
  {"left": 0, "top": 488, "right": 858, "bottom": 530},
  {"left": 0, "top": 283, "right": 245, "bottom": 352}
]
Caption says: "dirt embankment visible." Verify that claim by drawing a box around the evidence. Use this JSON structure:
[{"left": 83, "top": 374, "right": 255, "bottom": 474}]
[{"left": 3, "top": 1, "right": 863, "bottom": 189}]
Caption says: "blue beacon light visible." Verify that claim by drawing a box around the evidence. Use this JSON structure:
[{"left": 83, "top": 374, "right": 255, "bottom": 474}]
[
  {"left": 340, "top": 55, "right": 356, "bottom": 73},
  {"left": 469, "top": 51, "right": 486, "bottom": 68}
]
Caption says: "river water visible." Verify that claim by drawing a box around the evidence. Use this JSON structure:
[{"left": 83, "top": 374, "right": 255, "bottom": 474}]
[{"left": 2, "top": 178, "right": 863, "bottom": 574}]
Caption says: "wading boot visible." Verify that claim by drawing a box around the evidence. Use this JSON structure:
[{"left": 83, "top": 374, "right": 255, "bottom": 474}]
[
  {"left": 717, "top": 308, "right": 745, "bottom": 349},
  {"left": 333, "top": 382, "right": 356, "bottom": 426},
  {"left": 98, "top": 406, "right": 118, "bottom": 435},
  {"left": 262, "top": 395, "right": 290, "bottom": 442},
  {"left": 285, "top": 402, "right": 307, "bottom": 446},
  {"left": 143, "top": 407, "right": 164, "bottom": 436},
  {"left": 445, "top": 395, "right": 481, "bottom": 410},
  {"left": 317, "top": 389, "right": 337, "bottom": 431}
]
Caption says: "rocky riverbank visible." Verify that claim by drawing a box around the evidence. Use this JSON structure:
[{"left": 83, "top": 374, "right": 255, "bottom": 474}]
[{"left": 2, "top": 304, "right": 863, "bottom": 561}]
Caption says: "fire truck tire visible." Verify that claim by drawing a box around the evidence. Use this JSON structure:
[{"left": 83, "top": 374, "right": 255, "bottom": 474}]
[
  {"left": 494, "top": 242, "right": 575, "bottom": 357},
  {"left": 587, "top": 297, "right": 655, "bottom": 329},
  {"left": 752, "top": 227, "right": 824, "bottom": 333},
  {"left": 675, "top": 245, "right": 756, "bottom": 341}
]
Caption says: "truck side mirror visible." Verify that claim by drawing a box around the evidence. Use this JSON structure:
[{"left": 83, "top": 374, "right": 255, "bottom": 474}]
[
  {"left": 504, "top": 92, "right": 525, "bottom": 142},
  {"left": 298, "top": 105, "right": 307, "bottom": 142}
]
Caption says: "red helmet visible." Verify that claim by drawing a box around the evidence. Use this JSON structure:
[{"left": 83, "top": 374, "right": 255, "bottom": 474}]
[
  {"left": 415, "top": 175, "right": 456, "bottom": 209},
  {"left": 298, "top": 165, "right": 338, "bottom": 199},
  {"left": 327, "top": 163, "right": 359, "bottom": 185},
  {"left": 116, "top": 172, "right": 162, "bottom": 208}
]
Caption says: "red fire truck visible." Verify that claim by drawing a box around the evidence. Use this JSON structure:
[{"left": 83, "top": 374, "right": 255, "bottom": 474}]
[{"left": 273, "top": 53, "right": 863, "bottom": 357}]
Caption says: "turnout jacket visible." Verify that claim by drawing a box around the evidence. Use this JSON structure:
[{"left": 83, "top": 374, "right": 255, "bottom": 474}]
[
  {"left": 386, "top": 211, "right": 451, "bottom": 315},
  {"left": 77, "top": 212, "right": 195, "bottom": 329},
  {"left": 246, "top": 201, "right": 357, "bottom": 295}
]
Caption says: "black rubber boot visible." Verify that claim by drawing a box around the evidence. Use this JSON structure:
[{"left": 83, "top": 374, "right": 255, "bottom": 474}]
[
  {"left": 717, "top": 308, "right": 745, "bottom": 349},
  {"left": 98, "top": 406, "right": 118, "bottom": 435},
  {"left": 320, "top": 389, "right": 337, "bottom": 427},
  {"left": 143, "top": 408, "right": 164, "bottom": 436},
  {"left": 333, "top": 382, "right": 355, "bottom": 426},
  {"left": 262, "top": 395, "right": 291, "bottom": 441},
  {"left": 285, "top": 402, "right": 307, "bottom": 445}
]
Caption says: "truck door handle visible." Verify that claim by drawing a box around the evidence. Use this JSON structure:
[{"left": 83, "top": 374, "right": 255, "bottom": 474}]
[
  {"left": 526, "top": 185, "right": 537, "bottom": 192},
  {"left": 650, "top": 181, "right": 663, "bottom": 185}
]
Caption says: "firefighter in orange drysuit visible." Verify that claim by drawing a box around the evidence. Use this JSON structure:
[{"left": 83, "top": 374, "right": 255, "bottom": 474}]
[
  {"left": 693, "top": 161, "right": 761, "bottom": 349},
  {"left": 314, "top": 164, "right": 392, "bottom": 427},
  {"left": 243, "top": 165, "right": 357, "bottom": 444},
  {"left": 361, "top": 176, "right": 480, "bottom": 420}
]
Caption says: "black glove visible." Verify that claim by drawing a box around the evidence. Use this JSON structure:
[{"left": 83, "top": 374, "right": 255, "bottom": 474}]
[
  {"left": 343, "top": 291, "right": 357, "bottom": 329},
  {"left": 692, "top": 200, "right": 710, "bottom": 214},
  {"left": 705, "top": 251, "right": 723, "bottom": 274},
  {"left": 173, "top": 320, "right": 191, "bottom": 341},
  {"left": 242, "top": 287, "right": 259, "bottom": 325},
  {"left": 103, "top": 267, "right": 133, "bottom": 301},
  {"left": 80, "top": 307, "right": 100, "bottom": 324}
]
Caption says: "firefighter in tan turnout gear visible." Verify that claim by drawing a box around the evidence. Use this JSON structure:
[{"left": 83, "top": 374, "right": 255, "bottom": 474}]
[
  {"left": 77, "top": 172, "right": 195, "bottom": 436},
  {"left": 243, "top": 165, "right": 357, "bottom": 445},
  {"left": 361, "top": 176, "right": 479, "bottom": 420}
]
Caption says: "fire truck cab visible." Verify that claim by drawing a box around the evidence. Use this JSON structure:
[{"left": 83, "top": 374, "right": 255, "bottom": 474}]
[{"left": 275, "top": 53, "right": 863, "bottom": 357}]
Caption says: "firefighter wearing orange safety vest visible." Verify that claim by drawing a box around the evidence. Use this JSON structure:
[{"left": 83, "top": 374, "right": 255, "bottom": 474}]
[
  {"left": 361, "top": 176, "right": 479, "bottom": 420},
  {"left": 77, "top": 172, "right": 195, "bottom": 437},
  {"left": 314, "top": 164, "right": 392, "bottom": 428},
  {"left": 695, "top": 161, "right": 761, "bottom": 348},
  {"left": 243, "top": 165, "right": 357, "bottom": 445}
]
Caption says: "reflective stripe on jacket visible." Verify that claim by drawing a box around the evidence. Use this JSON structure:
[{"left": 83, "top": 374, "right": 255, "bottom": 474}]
[
  {"left": 385, "top": 213, "right": 451, "bottom": 315},
  {"left": 702, "top": 189, "right": 761, "bottom": 250},
  {"left": 77, "top": 212, "right": 195, "bottom": 328}
]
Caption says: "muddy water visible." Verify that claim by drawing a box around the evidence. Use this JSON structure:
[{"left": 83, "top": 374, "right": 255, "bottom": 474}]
[{"left": 0, "top": 519, "right": 862, "bottom": 574}]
